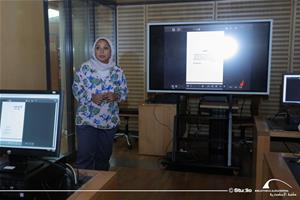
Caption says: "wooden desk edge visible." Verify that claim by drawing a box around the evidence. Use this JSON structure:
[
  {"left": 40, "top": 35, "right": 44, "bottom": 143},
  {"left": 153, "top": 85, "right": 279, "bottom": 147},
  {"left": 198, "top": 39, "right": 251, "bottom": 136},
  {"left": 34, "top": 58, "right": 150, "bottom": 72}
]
[
  {"left": 254, "top": 116, "right": 270, "bottom": 136},
  {"left": 67, "top": 170, "right": 116, "bottom": 200},
  {"left": 270, "top": 131, "right": 300, "bottom": 138},
  {"left": 264, "top": 152, "right": 300, "bottom": 195}
]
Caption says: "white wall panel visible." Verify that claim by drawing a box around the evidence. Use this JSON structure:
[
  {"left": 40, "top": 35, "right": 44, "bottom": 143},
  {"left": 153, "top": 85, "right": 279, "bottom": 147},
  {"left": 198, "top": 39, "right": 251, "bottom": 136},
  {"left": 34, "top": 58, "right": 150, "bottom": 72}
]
[
  {"left": 216, "top": 0, "right": 293, "bottom": 117},
  {"left": 95, "top": 5, "right": 115, "bottom": 49},
  {"left": 293, "top": 0, "right": 300, "bottom": 72},
  {"left": 117, "top": 5, "right": 145, "bottom": 111}
]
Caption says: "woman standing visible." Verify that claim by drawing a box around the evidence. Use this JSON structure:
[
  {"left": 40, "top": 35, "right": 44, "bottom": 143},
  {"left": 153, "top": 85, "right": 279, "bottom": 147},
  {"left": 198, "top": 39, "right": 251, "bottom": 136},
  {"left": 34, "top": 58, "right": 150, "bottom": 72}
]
[{"left": 72, "top": 37, "right": 128, "bottom": 170}]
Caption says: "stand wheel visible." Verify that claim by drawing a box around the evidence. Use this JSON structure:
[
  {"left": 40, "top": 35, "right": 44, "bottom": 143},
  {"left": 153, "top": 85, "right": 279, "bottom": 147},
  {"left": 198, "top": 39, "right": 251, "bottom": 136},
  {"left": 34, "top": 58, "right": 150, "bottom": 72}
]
[{"left": 233, "top": 169, "right": 240, "bottom": 176}]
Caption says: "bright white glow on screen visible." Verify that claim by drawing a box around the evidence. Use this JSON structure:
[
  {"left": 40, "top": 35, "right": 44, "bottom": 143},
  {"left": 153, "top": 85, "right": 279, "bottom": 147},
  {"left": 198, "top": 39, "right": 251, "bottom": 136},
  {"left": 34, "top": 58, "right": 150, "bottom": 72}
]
[
  {"left": 48, "top": 9, "right": 59, "bottom": 18},
  {"left": 186, "top": 31, "right": 224, "bottom": 84},
  {"left": 223, "top": 36, "right": 239, "bottom": 59}
]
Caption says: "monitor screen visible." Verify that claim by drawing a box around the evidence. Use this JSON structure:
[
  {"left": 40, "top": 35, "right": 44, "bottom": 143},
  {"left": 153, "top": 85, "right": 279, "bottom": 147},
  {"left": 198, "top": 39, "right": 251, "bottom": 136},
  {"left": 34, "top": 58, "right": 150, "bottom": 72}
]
[
  {"left": 282, "top": 74, "right": 300, "bottom": 105},
  {"left": 147, "top": 20, "right": 272, "bottom": 95},
  {"left": 0, "top": 91, "right": 63, "bottom": 157}
]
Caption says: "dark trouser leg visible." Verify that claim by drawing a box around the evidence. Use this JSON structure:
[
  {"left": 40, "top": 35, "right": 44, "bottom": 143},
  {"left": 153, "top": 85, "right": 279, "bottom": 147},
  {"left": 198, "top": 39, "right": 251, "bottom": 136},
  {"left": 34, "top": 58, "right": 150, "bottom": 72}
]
[
  {"left": 75, "top": 125, "right": 97, "bottom": 170},
  {"left": 94, "top": 127, "right": 117, "bottom": 170}
]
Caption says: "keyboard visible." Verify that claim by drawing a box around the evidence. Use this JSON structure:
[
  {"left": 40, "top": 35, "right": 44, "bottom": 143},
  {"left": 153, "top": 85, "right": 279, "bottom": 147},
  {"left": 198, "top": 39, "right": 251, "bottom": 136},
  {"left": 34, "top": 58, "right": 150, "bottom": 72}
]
[
  {"left": 284, "top": 124, "right": 299, "bottom": 131},
  {"left": 267, "top": 119, "right": 299, "bottom": 131}
]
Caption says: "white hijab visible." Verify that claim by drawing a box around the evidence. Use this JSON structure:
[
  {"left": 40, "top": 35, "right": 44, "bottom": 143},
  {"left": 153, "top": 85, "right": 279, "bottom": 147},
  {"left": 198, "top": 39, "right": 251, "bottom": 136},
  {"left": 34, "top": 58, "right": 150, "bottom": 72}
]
[{"left": 89, "top": 37, "right": 115, "bottom": 72}]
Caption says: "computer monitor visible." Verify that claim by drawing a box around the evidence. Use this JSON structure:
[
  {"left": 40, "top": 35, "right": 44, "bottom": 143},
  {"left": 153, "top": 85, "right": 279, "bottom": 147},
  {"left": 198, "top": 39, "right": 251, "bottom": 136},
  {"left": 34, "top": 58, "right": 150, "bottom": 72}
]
[
  {"left": 282, "top": 74, "right": 300, "bottom": 105},
  {"left": 0, "top": 90, "right": 63, "bottom": 173},
  {"left": 280, "top": 74, "right": 300, "bottom": 130}
]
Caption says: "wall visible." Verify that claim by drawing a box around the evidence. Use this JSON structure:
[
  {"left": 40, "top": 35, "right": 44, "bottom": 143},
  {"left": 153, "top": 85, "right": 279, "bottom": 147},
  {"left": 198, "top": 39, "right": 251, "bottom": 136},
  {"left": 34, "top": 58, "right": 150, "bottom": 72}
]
[{"left": 0, "top": 0, "right": 46, "bottom": 90}]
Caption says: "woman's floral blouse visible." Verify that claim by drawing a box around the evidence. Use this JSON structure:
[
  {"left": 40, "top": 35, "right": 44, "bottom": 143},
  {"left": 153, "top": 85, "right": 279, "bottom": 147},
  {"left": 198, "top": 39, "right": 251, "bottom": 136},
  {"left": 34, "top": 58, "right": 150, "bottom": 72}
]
[{"left": 72, "top": 62, "right": 128, "bottom": 129}]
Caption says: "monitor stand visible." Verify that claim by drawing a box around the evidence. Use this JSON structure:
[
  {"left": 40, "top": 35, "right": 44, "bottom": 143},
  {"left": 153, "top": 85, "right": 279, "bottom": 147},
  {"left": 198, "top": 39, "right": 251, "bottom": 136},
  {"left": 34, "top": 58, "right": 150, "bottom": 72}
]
[{"left": 0, "top": 155, "right": 44, "bottom": 175}]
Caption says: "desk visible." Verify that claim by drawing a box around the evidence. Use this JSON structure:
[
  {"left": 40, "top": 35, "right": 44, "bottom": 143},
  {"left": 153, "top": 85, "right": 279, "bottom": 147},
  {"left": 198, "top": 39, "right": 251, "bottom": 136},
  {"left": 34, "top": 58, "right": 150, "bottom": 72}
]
[
  {"left": 254, "top": 117, "right": 300, "bottom": 200},
  {"left": 67, "top": 169, "right": 115, "bottom": 200},
  {"left": 0, "top": 160, "right": 115, "bottom": 200},
  {"left": 99, "top": 167, "right": 253, "bottom": 200},
  {"left": 262, "top": 152, "right": 300, "bottom": 199}
]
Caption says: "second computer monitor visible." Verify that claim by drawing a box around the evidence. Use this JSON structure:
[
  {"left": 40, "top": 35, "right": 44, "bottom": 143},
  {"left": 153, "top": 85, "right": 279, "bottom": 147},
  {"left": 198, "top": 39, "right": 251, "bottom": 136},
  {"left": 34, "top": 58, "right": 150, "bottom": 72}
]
[{"left": 282, "top": 73, "right": 300, "bottom": 105}]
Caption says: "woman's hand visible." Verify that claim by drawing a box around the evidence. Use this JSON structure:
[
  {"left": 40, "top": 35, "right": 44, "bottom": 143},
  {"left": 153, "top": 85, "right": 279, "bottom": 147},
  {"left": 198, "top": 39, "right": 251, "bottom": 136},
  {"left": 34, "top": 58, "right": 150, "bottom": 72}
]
[
  {"left": 92, "top": 93, "right": 106, "bottom": 104},
  {"left": 106, "top": 92, "right": 119, "bottom": 102},
  {"left": 92, "top": 92, "right": 119, "bottom": 104}
]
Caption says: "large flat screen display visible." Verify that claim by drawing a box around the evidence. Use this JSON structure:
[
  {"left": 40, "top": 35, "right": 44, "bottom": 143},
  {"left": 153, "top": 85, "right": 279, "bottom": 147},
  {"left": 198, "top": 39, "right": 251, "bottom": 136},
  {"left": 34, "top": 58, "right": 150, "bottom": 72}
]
[{"left": 147, "top": 20, "right": 272, "bottom": 95}]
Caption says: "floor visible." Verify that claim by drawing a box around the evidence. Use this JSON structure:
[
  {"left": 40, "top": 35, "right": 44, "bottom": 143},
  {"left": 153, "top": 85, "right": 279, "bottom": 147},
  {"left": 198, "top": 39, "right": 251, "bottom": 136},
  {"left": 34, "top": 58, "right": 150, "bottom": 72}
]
[
  {"left": 111, "top": 134, "right": 254, "bottom": 173},
  {"left": 109, "top": 136, "right": 255, "bottom": 200},
  {"left": 111, "top": 138, "right": 164, "bottom": 170},
  {"left": 109, "top": 130, "right": 300, "bottom": 199}
]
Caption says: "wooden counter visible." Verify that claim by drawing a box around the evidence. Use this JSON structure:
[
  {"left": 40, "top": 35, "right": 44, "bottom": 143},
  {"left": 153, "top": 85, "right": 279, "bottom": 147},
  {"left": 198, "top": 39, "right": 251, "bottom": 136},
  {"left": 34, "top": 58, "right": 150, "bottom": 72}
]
[
  {"left": 67, "top": 169, "right": 116, "bottom": 200},
  {"left": 262, "top": 152, "right": 300, "bottom": 200},
  {"left": 99, "top": 167, "right": 253, "bottom": 200},
  {"left": 254, "top": 117, "right": 300, "bottom": 200}
]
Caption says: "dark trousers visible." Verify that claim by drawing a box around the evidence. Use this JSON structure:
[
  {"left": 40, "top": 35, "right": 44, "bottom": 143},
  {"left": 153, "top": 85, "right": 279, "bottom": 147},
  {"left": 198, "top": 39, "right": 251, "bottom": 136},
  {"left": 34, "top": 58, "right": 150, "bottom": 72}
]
[{"left": 75, "top": 125, "right": 117, "bottom": 170}]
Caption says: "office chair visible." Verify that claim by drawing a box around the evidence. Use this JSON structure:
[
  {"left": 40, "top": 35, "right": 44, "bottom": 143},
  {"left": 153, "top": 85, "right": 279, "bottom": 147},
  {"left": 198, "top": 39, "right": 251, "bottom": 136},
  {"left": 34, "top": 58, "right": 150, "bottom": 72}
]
[
  {"left": 238, "top": 117, "right": 254, "bottom": 153},
  {"left": 114, "top": 108, "right": 138, "bottom": 149}
]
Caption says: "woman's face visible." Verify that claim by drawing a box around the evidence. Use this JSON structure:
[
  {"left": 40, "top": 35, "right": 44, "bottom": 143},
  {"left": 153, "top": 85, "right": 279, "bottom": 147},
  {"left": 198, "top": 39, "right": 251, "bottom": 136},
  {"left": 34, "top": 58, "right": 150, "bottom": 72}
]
[{"left": 95, "top": 39, "right": 111, "bottom": 64}]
